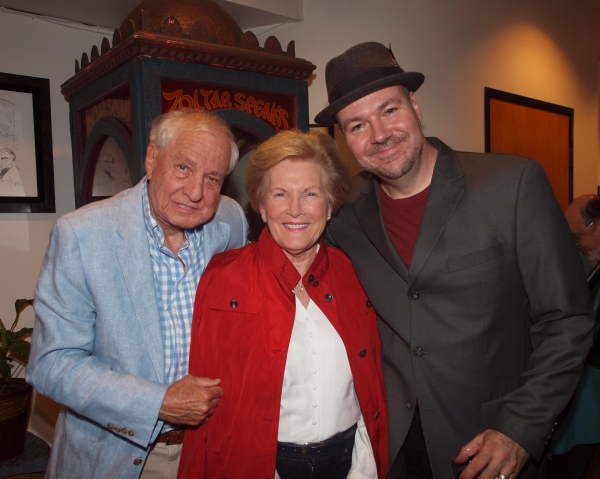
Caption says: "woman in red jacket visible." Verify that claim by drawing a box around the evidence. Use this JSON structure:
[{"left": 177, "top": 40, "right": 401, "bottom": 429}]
[{"left": 177, "top": 130, "right": 388, "bottom": 479}]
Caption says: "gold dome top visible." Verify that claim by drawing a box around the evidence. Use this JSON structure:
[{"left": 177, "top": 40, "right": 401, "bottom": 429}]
[{"left": 120, "top": 0, "right": 243, "bottom": 44}]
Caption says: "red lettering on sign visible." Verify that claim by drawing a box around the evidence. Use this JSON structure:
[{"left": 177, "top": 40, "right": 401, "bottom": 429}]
[
  {"left": 162, "top": 81, "right": 294, "bottom": 132},
  {"left": 254, "top": 99, "right": 264, "bottom": 117},
  {"left": 280, "top": 108, "right": 289, "bottom": 131},
  {"left": 210, "top": 91, "right": 222, "bottom": 109},
  {"left": 180, "top": 94, "right": 193, "bottom": 109},
  {"left": 234, "top": 93, "right": 246, "bottom": 111},
  {"left": 222, "top": 91, "right": 232, "bottom": 108},
  {"left": 246, "top": 96, "right": 256, "bottom": 115},
  {"left": 200, "top": 90, "right": 213, "bottom": 110},
  {"left": 193, "top": 90, "right": 203, "bottom": 110},
  {"left": 163, "top": 90, "right": 183, "bottom": 111},
  {"left": 261, "top": 102, "right": 272, "bottom": 124}
]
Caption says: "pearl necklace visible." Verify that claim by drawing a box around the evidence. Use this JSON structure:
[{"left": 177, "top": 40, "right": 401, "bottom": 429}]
[
  {"left": 292, "top": 244, "right": 319, "bottom": 295},
  {"left": 293, "top": 280, "right": 305, "bottom": 294}
]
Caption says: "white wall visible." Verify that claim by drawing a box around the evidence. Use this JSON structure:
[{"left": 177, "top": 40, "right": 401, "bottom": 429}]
[
  {"left": 0, "top": 10, "right": 112, "bottom": 442},
  {"left": 256, "top": 0, "right": 599, "bottom": 196},
  {"left": 0, "top": 0, "right": 598, "bottom": 444}
]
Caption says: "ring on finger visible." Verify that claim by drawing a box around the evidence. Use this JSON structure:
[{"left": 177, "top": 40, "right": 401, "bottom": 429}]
[{"left": 497, "top": 474, "right": 507, "bottom": 479}]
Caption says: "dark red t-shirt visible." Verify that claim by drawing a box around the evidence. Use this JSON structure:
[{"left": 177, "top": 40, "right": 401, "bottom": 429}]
[{"left": 379, "top": 184, "right": 430, "bottom": 269}]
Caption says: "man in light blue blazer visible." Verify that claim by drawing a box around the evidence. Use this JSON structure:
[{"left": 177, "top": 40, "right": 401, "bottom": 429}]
[{"left": 27, "top": 109, "right": 248, "bottom": 479}]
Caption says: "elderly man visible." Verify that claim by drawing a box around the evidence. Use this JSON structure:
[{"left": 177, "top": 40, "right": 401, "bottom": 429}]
[
  {"left": 27, "top": 109, "right": 248, "bottom": 479},
  {"left": 564, "top": 194, "right": 600, "bottom": 261},
  {"left": 317, "top": 42, "right": 595, "bottom": 479},
  {"left": 546, "top": 194, "right": 600, "bottom": 479}
]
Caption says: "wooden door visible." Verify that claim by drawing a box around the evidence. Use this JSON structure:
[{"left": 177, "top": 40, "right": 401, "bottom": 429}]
[{"left": 485, "top": 88, "right": 573, "bottom": 211}]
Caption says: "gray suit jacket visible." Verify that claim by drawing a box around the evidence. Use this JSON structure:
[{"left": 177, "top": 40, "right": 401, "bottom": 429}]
[
  {"left": 27, "top": 179, "right": 248, "bottom": 479},
  {"left": 327, "top": 138, "right": 595, "bottom": 478}
]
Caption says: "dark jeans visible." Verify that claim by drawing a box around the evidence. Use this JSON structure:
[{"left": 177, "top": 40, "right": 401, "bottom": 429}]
[{"left": 276, "top": 424, "right": 357, "bottom": 479}]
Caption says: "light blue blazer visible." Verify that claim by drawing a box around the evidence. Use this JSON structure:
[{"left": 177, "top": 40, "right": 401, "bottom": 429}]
[{"left": 27, "top": 179, "right": 248, "bottom": 479}]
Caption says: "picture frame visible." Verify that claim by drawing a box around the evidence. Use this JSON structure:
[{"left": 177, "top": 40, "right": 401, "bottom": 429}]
[
  {"left": 0, "top": 72, "right": 55, "bottom": 213},
  {"left": 485, "top": 87, "right": 573, "bottom": 210}
]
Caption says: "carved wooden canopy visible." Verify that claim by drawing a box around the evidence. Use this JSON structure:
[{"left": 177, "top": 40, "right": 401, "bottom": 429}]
[{"left": 61, "top": 0, "right": 315, "bottom": 100}]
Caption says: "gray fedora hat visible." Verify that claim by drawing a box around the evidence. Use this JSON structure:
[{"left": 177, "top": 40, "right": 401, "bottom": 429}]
[{"left": 314, "top": 42, "right": 424, "bottom": 125}]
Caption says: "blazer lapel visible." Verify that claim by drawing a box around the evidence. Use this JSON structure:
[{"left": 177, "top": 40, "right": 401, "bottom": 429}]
[
  {"left": 354, "top": 180, "right": 409, "bottom": 282},
  {"left": 201, "top": 205, "right": 232, "bottom": 268},
  {"left": 115, "top": 183, "right": 165, "bottom": 382},
  {"left": 409, "top": 139, "right": 465, "bottom": 287}
]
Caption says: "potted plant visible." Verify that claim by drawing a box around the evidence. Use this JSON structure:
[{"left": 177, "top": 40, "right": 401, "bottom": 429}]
[{"left": 0, "top": 298, "right": 34, "bottom": 460}]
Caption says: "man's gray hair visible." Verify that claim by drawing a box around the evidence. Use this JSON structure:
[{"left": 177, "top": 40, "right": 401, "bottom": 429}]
[{"left": 149, "top": 109, "right": 239, "bottom": 174}]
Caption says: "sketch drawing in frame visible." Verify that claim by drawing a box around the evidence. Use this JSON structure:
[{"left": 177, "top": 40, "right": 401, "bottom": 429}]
[
  {"left": 91, "top": 137, "right": 133, "bottom": 197},
  {"left": 0, "top": 73, "right": 55, "bottom": 213}
]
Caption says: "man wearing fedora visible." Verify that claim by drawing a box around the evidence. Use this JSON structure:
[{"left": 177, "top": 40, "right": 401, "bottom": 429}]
[{"left": 318, "top": 42, "right": 595, "bottom": 479}]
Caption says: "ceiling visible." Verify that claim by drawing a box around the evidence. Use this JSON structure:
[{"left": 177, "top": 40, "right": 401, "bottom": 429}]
[{"left": 0, "top": 0, "right": 301, "bottom": 31}]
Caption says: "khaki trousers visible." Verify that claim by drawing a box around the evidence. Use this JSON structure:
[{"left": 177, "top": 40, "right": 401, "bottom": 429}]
[{"left": 140, "top": 442, "right": 182, "bottom": 479}]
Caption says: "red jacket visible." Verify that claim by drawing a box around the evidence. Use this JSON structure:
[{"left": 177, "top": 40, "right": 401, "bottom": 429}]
[{"left": 178, "top": 228, "right": 389, "bottom": 478}]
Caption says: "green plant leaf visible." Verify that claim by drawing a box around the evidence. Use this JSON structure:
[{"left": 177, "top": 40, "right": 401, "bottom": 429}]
[
  {"left": 0, "top": 360, "right": 11, "bottom": 382},
  {"left": 8, "top": 339, "right": 30, "bottom": 356},
  {"left": 0, "top": 299, "right": 34, "bottom": 391},
  {"left": 15, "top": 299, "right": 34, "bottom": 316},
  {"left": 11, "top": 299, "right": 33, "bottom": 332},
  {"left": 13, "top": 328, "right": 33, "bottom": 340},
  {"left": 0, "top": 321, "right": 7, "bottom": 350}
]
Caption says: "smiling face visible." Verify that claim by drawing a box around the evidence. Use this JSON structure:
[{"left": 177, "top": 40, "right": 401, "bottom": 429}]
[
  {"left": 0, "top": 149, "right": 15, "bottom": 170},
  {"left": 260, "top": 158, "right": 332, "bottom": 265},
  {"left": 337, "top": 85, "right": 425, "bottom": 182},
  {"left": 145, "top": 129, "right": 230, "bottom": 239}
]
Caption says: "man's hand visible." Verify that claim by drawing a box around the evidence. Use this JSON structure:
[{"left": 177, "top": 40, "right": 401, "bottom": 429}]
[
  {"left": 158, "top": 375, "right": 223, "bottom": 426},
  {"left": 453, "top": 429, "right": 529, "bottom": 479}
]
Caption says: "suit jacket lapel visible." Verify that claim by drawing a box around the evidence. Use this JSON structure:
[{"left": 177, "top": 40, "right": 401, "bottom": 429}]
[
  {"left": 202, "top": 203, "right": 232, "bottom": 267},
  {"left": 354, "top": 180, "right": 409, "bottom": 282},
  {"left": 409, "top": 139, "right": 465, "bottom": 287},
  {"left": 115, "top": 182, "right": 165, "bottom": 382}
]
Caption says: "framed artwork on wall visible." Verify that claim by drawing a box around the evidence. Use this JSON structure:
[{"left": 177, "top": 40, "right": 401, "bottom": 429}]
[
  {"left": 485, "top": 87, "right": 573, "bottom": 210},
  {"left": 0, "top": 72, "right": 55, "bottom": 213}
]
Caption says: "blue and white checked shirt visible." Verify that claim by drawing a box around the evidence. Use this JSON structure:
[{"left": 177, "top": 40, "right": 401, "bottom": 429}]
[{"left": 143, "top": 182, "right": 206, "bottom": 403}]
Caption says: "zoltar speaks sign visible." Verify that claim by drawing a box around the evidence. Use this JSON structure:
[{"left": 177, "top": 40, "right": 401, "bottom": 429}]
[{"left": 161, "top": 80, "right": 294, "bottom": 132}]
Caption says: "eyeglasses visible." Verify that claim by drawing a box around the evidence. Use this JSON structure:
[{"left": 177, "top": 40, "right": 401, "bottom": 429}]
[{"left": 573, "top": 219, "right": 596, "bottom": 241}]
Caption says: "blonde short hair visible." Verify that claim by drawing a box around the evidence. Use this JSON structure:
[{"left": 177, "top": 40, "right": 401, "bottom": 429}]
[
  {"left": 245, "top": 129, "right": 351, "bottom": 214},
  {"left": 149, "top": 109, "right": 239, "bottom": 174}
]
